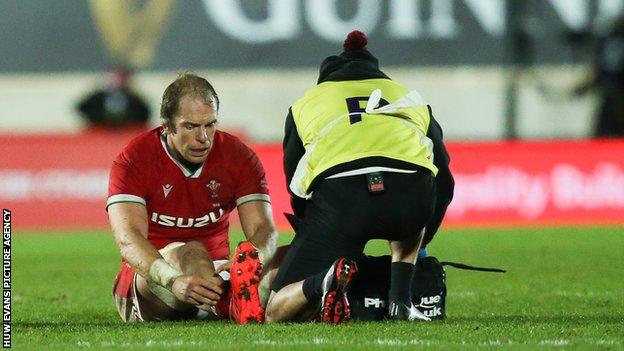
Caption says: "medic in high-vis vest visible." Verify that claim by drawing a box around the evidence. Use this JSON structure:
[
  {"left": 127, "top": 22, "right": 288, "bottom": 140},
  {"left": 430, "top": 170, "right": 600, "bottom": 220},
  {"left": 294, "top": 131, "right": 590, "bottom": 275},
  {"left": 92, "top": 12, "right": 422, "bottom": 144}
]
[{"left": 266, "top": 30, "right": 455, "bottom": 324}]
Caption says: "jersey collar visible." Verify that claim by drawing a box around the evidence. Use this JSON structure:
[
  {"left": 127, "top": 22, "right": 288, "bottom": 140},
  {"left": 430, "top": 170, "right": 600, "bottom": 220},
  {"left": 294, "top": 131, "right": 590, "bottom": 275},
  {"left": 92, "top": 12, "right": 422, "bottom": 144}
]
[{"left": 159, "top": 133, "right": 204, "bottom": 178}]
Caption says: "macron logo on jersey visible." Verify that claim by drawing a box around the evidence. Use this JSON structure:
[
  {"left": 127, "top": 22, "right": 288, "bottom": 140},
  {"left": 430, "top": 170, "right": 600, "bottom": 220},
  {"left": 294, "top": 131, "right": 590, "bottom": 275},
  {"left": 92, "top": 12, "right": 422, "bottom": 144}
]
[
  {"left": 162, "top": 184, "right": 173, "bottom": 198},
  {"left": 150, "top": 208, "right": 225, "bottom": 228}
]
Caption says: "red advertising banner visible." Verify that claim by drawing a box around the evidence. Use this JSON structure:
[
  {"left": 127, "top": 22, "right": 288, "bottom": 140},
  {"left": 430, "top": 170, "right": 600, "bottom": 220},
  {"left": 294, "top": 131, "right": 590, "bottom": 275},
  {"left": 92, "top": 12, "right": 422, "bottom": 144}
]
[
  {"left": 444, "top": 140, "right": 624, "bottom": 226},
  {"left": 1, "top": 132, "right": 623, "bottom": 229}
]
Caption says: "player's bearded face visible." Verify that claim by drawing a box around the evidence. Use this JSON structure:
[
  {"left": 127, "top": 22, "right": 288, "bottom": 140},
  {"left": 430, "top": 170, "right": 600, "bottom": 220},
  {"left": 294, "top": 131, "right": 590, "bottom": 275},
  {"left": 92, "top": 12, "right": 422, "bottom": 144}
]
[{"left": 166, "top": 96, "right": 218, "bottom": 164}]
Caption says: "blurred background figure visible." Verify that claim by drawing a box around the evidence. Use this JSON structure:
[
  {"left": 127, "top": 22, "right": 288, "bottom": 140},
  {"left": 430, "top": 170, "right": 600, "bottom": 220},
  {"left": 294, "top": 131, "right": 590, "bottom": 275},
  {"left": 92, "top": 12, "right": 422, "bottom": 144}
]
[
  {"left": 571, "top": 14, "right": 624, "bottom": 137},
  {"left": 77, "top": 65, "right": 150, "bottom": 131}
]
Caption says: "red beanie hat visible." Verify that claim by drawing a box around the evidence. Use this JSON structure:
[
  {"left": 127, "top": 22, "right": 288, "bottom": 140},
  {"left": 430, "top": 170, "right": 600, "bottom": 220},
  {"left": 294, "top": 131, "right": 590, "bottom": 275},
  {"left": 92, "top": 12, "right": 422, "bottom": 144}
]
[{"left": 343, "top": 30, "right": 368, "bottom": 51}]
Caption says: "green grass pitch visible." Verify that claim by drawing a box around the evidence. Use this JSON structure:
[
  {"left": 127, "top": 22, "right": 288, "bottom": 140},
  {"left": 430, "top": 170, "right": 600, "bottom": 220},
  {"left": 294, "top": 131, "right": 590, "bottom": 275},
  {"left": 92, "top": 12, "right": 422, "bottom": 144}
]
[{"left": 13, "top": 227, "right": 624, "bottom": 350}]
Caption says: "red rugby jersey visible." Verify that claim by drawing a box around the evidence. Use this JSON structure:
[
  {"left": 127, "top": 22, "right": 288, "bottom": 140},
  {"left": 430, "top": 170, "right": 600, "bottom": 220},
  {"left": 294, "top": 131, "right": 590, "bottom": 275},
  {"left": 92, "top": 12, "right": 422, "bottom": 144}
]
[{"left": 107, "top": 127, "right": 269, "bottom": 260}]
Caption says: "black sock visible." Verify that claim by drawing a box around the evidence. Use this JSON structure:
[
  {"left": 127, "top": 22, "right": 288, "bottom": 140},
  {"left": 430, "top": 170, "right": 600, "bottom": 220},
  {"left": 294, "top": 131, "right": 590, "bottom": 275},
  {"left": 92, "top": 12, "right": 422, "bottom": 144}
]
[
  {"left": 302, "top": 268, "right": 329, "bottom": 302},
  {"left": 389, "top": 262, "right": 415, "bottom": 305}
]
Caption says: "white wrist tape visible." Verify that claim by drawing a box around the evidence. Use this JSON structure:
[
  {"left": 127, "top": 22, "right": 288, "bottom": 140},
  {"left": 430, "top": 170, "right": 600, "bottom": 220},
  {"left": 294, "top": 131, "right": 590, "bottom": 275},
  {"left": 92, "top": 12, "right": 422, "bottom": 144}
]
[{"left": 148, "top": 258, "right": 183, "bottom": 290}]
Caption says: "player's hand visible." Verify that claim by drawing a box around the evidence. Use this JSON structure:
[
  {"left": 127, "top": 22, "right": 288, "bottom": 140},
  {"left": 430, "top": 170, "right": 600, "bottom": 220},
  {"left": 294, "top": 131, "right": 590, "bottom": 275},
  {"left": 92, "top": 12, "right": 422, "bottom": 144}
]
[
  {"left": 197, "top": 274, "right": 227, "bottom": 311},
  {"left": 171, "top": 275, "right": 224, "bottom": 307}
]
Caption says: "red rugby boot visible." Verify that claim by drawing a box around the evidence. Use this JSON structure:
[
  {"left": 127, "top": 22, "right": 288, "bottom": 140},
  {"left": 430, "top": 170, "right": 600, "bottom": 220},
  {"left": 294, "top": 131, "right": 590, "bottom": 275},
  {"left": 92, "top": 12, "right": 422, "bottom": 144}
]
[
  {"left": 320, "top": 258, "right": 358, "bottom": 325},
  {"left": 229, "top": 241, "right": 265, "bottom": 324}
]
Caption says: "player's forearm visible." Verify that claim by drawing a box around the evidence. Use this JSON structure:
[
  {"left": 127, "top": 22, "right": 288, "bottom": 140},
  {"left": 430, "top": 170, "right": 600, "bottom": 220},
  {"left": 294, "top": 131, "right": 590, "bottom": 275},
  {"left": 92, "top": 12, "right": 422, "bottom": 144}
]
[
  {"left": 108, "top": 203, "right": 158, "bottom": 277},
  {"left": 238, "top": 201, "right": 279, "bottom": 265},
  {"left": 114, "top": 228, "right": 162, "bottom": 278},
  {"left": 116, "top": 231, "right": 183, "bottom": 291},
  {"left": 246, "top": 222, "right": 278, "bottom": 265}
]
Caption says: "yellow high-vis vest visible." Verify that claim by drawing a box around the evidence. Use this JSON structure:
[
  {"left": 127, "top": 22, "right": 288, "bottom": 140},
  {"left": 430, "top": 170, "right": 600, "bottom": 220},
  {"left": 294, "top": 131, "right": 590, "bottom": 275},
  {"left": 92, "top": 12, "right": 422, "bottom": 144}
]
[{"left": 289, "top": 78, "right": 438, "bottom": 198}]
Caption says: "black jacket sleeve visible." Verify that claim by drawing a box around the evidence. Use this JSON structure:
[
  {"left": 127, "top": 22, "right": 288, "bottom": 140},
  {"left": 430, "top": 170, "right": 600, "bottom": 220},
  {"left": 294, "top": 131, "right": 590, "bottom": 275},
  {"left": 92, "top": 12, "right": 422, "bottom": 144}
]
[
  {"left": 423, "top": 106, "right": 455, "bottom": 246},
  {"left": 283, "top": 108, "right": 308, "bottom": 217}
]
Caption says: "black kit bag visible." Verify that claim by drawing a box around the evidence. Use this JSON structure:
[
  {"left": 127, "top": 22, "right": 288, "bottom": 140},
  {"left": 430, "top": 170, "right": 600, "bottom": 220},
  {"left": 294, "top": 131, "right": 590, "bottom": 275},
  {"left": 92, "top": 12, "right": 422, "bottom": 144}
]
[
  {"left": 412, "top": 256, "right": 447, "bottom": 319},
  {"left": 349, "top": 255, "right": 506, "bottom": 321},
  {"left": 413, "top": 257, "right": 506, "bottom": 320}
]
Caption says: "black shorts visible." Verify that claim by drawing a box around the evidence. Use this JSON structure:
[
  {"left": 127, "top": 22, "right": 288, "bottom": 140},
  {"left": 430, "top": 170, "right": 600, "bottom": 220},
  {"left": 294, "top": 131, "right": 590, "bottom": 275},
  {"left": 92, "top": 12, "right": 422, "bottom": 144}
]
[{"left": 271, "top": 171, "right": 436, "bottom": 292}]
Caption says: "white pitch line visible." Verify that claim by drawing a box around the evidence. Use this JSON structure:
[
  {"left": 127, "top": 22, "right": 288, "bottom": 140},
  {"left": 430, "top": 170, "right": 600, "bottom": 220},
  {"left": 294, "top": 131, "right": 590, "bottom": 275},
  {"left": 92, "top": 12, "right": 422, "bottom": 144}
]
[
  {"left": 538, "top": 339, "right": 570, "bottom": 347},
  {"left": 75, "top": 337, "right": 622, "bottom": 349},
  {"left": 92, "top": 340, "right": 208, "bottom": 348},
  {"left": 595, "top": 340, "right": 621, "bottom": 346},
  {"left": 553, "top": 290, "right": 624, "bottom": 298},
  {"left": 252, "top": 338, "right": 621, "bottom": 348}
]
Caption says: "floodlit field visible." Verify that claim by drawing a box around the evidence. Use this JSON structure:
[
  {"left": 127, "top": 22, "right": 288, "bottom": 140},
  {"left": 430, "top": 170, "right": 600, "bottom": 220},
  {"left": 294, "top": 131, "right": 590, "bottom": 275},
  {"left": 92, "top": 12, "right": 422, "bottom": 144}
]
[{"left": 13, "top": 227, "right": 624, "bottom": 350}]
